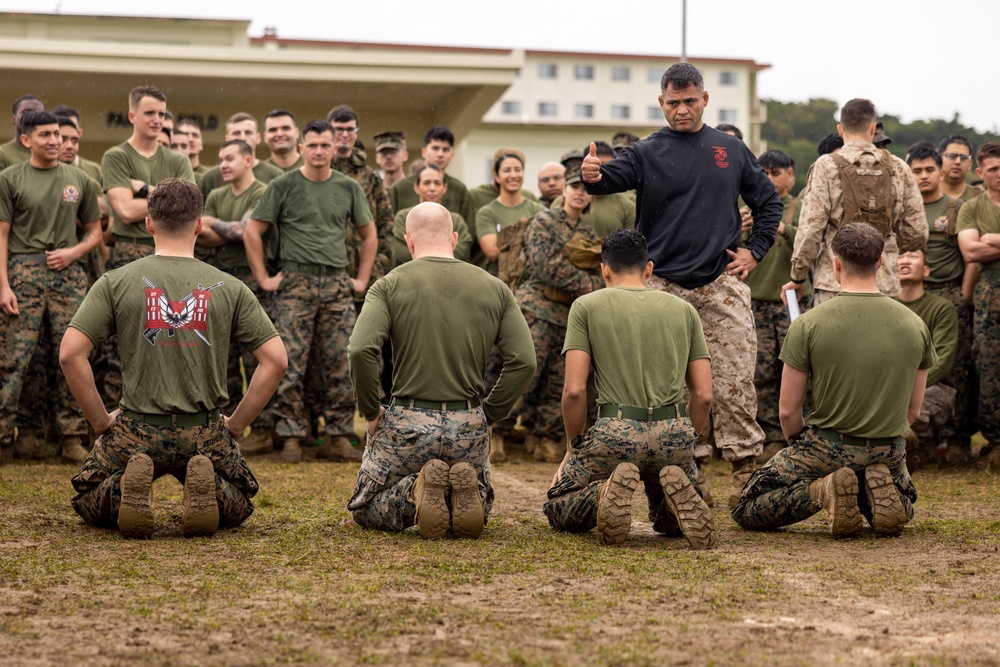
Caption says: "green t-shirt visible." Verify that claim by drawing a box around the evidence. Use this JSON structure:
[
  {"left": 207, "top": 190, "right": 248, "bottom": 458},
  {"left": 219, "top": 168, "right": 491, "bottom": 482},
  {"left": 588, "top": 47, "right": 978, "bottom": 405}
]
[
  {"left": 893, "top": 291, "right": 957, "bottom": 387},
  {"left": 552, "top": 192, "right": 636, "bottom": 238},
  {"left": 392, "top": 206, "right": 472, "bottom": 266},
  {"left": 0, "top": 162, "right": 101, "bottom": 254},
  {"left": 563, "top": 287, "right": 710, "bottom": 408},
  {"left": 69, "top": 255, "right": 278, "bottom": 415},
  {"left": 959, "top": 183, "right": 983, "bottom": 202},
  {"left": 263, "top": 155, "right": 305, "bottom": 174},
  {"left": 744, "top": 194, "right": 805, "bottom": 302},
  {"left": 102, "top": 142, "right": 195, "bottom": 241},
  {"left": 193, "top": 164, "right": 210, "bottom": 182},
  {"left": 252, "top": 170, "right": 372, "bottom": 268},
  {"left": 779, "top": 293, "right": 935, "bottom": 438},
  {"left": 0, "top": 139, "right": 30, "bottom": 171},
  {"left": 199, "top": 161, "right": 284, "bottom": 200},
  {"left": 204, "top": 181, "right": 268, "bottom": 271},
  {"left": 469, "top": 183, "right": 539, "bottom": 221},
  {"left": 349, "top": 256, "right": 535, "bottom": 423},
  {"left": 476, "top": 198, "right": 547, "bottom": 274},
  {"left": 76, "top": 157, "right": 104, "bottom": 185},
  {"left": 957, "top": 194, "right": 1000, "bottom": 271},
  {"left": 923, "top": 195, "right": 965, "bottom": 283}
]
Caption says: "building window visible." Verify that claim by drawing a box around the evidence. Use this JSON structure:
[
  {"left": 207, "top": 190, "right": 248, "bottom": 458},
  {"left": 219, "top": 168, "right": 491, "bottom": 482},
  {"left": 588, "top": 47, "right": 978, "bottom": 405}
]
[
  {"left": 611, "top": 105, "right": 631, "bottom": 120},
  {"left": 538, "top": 102, "right": 558, "bottom": 117},
  {"left": 538, "top": 63, "right": 558, "bottom": 79},
  {"left": 574, "top": 65, "right": 594, "bottom": 80},
  {"left": 719, "top": 109, "right": 738, "bottom": 123},
  {"left": 648, "top": 67, "right": 662, "bottom": 83},
  {"left": 501, "top": 101, "right": 520, "bottom": 116},
  {"left": 611, "top": 66, "right": 631, "bottom": 82},
  {"left": 575, "top": 104, "right": 594, "bottom": 119},
  {"left": 720, "top": 71, "right": 737, "bottom": 85},
  {"left": 648, "top": 106, "right": 662, "bottom": 121}
]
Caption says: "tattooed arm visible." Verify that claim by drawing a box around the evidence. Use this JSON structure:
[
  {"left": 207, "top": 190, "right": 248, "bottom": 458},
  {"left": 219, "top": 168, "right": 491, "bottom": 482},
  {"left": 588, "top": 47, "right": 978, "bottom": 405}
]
[{"left": 199, "top": 209, "right": 253, "bottom": 248}]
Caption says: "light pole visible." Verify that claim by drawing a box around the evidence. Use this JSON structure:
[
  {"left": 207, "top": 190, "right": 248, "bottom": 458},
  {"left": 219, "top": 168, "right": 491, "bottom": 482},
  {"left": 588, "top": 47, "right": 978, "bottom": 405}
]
[{"left": 681, "top": 0, "right": 687, "bottom": 63}]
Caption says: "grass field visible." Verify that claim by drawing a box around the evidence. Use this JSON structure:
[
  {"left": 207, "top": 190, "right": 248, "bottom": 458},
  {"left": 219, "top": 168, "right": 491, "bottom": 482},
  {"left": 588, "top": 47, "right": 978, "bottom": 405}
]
[{"left": 2, "top": 450, "right": 1000, "bottom": 666}]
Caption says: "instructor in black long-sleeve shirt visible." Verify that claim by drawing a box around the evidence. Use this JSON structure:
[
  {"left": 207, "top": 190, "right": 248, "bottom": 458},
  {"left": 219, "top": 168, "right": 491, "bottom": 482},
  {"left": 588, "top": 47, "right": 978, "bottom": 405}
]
[{"left": 582, "top": 62, "right": 783, "bottom": 511}]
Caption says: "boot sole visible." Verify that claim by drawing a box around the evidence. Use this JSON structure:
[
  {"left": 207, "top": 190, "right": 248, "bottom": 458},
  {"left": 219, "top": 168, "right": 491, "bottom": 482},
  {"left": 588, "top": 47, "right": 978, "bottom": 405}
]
[
  {"left": 415, "top": 459, "right": 451, "bottom": 540},
  {"left": 183, "top": 455, "right": 220, "bottom": 538},
  {"left": 829, "top": 467, "right": 863, "bottom": 538},
  {"left": 864, "top": 463, "right": 906, "bottom": 536},
  {"left": 119, "top": 454, "right": 155, "bottom": 539},
  {"left": 596, "top": 462, "right": 639, "bottom": 545},
  {"left": 450, "top": 462, "right": 484, "bottom": 539},
  {"left": 661, "top": 466, "right": 715, "bottom": 550}
]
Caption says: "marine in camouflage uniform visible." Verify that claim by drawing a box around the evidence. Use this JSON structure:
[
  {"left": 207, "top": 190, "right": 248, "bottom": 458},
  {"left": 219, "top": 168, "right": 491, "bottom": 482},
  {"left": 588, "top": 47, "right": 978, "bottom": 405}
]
[
  {"left": 1, "top": 112, "right": 103, "bottom": 461},
  {"left": 246, "top": 120, "right": 376, "bottom": 463},
  {"left": 734, "top": 224, "right": 935, "bottom": 536},
  {"left": 63, "top": 179, "right": 282, "bottom": 536},
  {"left": 788, "top": 133, "right": 926, "bottom": 303},
  {"left": 513, "top": 192, "right": 603, "bottom": 457},
  {"left": 347, "top": 202, "right": 534, "bottom": 535},
  {"left": 955, "top": 162, "right": 1000, "bottom": 452},
  {"left": 544, "top": 229, "right": 714, "bottom": 548}
]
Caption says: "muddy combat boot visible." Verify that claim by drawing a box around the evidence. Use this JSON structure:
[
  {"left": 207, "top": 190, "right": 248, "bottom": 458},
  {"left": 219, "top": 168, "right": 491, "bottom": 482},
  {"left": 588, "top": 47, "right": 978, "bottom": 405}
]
[
  {"left": 808, "top": 467, "right": 863, "bottom": 538},
  {"left": 660, "top": 465, "right": 715, "bottom": 549},
  {"left": 449, "top": 462, "right": 484, "bottom": 539},
  {"left": 863, "top": 464, "right": 906, "bottom": 536},
  {"left": 59, "top": 436, "right": 89, "bottom": 464},
  {"left": 412, "top": 459, "right": 450, "bottom": 539},
  {"left": 182, "top": 455, "right": 220, "bottom": 537},
  {"left": 489, "top": 432, "right": 507, "bottom": 464},
  {"left": 118, "top": 453, "right": 155, "bottom": 539},
  {"left": 14, "top": 431, "right": 47, "bottom": 460},
  {"left": 903, "top": 429, "right": 928, "bottom": 471},
  {"left": 279, "top": 438, "right": 302, "bottom": 463},
  {"left": 755, "top": 441, "right": 785, "bottom": 465},
  {"left": 316, "top": 436, "right": 363, "bottom": 462},
  {"left": 696, "top": 461, "right": 715, "bottom": 508},
  {"left": 728, "top": 456, "right": 756, "bottom": 508},
  {"left": 238, "top": 429, "right": 274, "bottom": 456},
  {"left": 536, "top": 437, "right": 565, "bottom": 464},
  {"left": 596, "top": 462, "right": 640, "bottom": 545}
]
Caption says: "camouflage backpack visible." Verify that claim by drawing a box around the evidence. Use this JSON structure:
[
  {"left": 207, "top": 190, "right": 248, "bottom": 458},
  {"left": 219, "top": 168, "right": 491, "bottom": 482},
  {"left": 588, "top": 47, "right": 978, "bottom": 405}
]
[
  {"left": 830, "top": 149, "right": 894, "bottom": 237},
  {"left": 496, "top": 217, "right": 534, "bottom": 289}
]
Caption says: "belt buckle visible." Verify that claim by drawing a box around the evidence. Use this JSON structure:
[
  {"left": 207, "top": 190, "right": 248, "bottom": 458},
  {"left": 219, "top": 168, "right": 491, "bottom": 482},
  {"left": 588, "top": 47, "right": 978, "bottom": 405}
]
[
  {"left": 440, "top": 401, "right": 447, "bottom": 411},
  {"left": 647, "top": 407, "right": 654, "bottom": 421},
  {"left": 171, "top": 414, "right": 178, "bottom": 428}
]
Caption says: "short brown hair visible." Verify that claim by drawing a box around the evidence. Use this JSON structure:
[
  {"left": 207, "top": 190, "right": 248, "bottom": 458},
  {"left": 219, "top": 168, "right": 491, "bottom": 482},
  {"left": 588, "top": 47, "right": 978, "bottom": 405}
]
[
  {"left": 839, "top": 98, "right": 876, "bottom": 134},
  {"left": 326, "top": 105, "right": 358, "bottom": 125},
  {"left": 976, "top": 142, "right": 1000, "bottom": 165},
  {"left": 831, "top": 223, "right": 884, "bottom": 275},
  {"left": 226, "top": 112, "right": 256, "bottom": 128},
  {"left": 129, "top": 86, "right": 166, "bottom": 110},
  {"left": 147, "top": 179, "right": 203, "bottom": 236}
]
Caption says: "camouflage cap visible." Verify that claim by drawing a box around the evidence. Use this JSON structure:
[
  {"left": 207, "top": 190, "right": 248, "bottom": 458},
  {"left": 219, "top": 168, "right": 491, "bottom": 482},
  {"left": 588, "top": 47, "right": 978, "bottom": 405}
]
[
  {"left": 374, "top": 130, "right": 406, "bottom": 152},
  {"left": 611, "top": 131, "right": 640, "bottom": 150},
  {"left": 873, "top": 122, "right": 892, "bottom": 146},
  {"left": 560, "top": 148, "right": 584, "bottom": 167},
  {"left": 564, "top": 164, "right": 583, "bottom": 185}
]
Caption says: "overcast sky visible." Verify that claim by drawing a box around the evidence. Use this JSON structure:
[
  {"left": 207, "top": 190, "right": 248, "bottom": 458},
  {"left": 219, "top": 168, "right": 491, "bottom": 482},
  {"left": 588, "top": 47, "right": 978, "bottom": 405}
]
[{"left": 4, "top": 0, "right": 997, "bottom": 133}]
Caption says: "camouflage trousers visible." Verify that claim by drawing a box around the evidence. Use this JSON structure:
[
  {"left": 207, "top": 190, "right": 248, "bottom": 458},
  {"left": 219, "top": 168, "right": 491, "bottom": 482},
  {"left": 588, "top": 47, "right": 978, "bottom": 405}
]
[
  {"left": 911, "top": 383, "right": 956, "bottom": 448},
  {"left": 543, "top": 417, "right": 701, "bottom": 533},
  {"left": 973, "top": 277, "right": 1000, "bottom": 443},
  {"left": 925, "top": 282, "right": 975, "bottom": 440},
  {"left": 484, "top": 346, "right": 534, "bottom": 435},
  {"left": 521, "top": 315, "right": 567, "bottom": 441},
  {"left": 71, "top": 414, "right": 258, "bottom": 529},
  {"left": 731, "top": 426, "right": 916, "bottom": 531},
  {"left": 347, "top": 405, "right": 492, "bottom": 532},
  {"left": 225, "top": 274, "right": 275, "bottom": 430},
  {"left": 99, "top": 241, "right": 156, "bottom": 409},
  {"left": 0, "top": 258, "right": 87, "bottom": 446},
  {"left": 16, "top": 317, "right": 57, "bottom": 433},
  {"left": 752, "top": 299, "right": 791, "bottom": 446},
  {"left": 648, "top": 273, "right": 763, "bottom": 461},
  {"left": 272, "top": 270, "right": 356, "bottom": 439}
]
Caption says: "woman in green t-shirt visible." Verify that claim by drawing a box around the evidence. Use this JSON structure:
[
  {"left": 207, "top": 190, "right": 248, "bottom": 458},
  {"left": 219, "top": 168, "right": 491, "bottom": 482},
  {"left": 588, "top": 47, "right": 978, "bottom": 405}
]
[{"left": 476, "top": 153, "right": 546, "bottom": 275}]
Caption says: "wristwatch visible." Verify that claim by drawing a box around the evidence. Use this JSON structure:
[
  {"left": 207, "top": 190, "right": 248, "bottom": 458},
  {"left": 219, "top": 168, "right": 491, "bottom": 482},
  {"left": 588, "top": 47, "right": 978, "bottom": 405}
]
[
  {"left": 137, "top": 183, "right": 150, "bottom": 199},
  {"left": 750, "top": 247, "right": 765, "bottom": 262}
]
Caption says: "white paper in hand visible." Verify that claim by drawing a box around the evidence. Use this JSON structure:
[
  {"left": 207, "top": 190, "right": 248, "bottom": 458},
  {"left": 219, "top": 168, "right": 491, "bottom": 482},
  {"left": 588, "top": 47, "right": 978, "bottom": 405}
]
[{"left": 786, "top": 289, "right": 801, "bottom": 322}]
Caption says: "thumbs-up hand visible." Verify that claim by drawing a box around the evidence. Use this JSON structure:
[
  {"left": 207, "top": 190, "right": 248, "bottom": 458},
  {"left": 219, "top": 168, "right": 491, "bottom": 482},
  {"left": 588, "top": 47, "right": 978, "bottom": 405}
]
[{"left": 582, "top": 142, "right": 603, "bottom": 183}]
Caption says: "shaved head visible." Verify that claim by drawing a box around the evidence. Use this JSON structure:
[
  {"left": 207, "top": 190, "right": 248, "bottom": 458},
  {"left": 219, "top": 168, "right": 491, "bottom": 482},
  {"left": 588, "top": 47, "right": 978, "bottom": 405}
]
[{"left": 405, "top": 202, "right": 457, "bottom": 258}]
